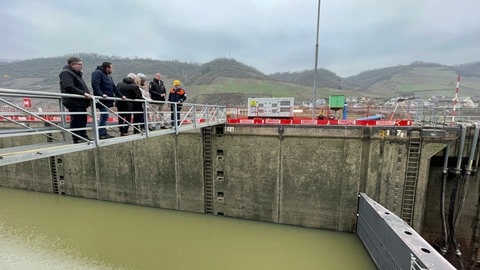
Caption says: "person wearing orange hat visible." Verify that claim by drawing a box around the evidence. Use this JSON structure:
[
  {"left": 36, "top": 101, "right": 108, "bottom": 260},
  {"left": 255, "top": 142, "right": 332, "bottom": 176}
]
[{"left": 168, "top": 80, "right": 187, "bottom": 127}]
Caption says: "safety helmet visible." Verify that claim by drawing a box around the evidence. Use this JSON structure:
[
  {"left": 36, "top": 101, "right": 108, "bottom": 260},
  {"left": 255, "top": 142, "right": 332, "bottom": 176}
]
[{"left": 173, "top": 80, "right": 181, "bottom": 86}]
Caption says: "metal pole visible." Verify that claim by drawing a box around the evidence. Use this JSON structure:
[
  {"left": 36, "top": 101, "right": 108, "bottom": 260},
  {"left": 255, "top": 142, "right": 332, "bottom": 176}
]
[{"left": 312, "top": 0, "right": 322, "bottom": 119}]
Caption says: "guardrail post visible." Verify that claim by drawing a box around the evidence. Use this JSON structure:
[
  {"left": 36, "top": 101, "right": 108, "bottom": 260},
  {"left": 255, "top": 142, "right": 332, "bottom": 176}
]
[
  {"left": 143, "top": 99, "right": 149, "bottom": 136},
  {"left": 59, "top": 99, "right": 67, "bottom": 142},
  {"left": 193, "top": 104, "right": 197, "bottom": 128},
  {"left": 90, "top": 97, "right": 99, "bottom": 144}
]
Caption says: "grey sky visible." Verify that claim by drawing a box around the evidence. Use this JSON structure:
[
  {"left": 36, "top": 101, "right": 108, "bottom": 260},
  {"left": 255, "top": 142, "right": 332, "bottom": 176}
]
[{"left": 1, "top": 0, "right": 479, "bottom": 77}]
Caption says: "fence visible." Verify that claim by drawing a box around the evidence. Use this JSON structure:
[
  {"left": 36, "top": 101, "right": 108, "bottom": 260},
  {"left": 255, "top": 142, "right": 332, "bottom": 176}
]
[{"left": 0, "top": 88, "right": 226, "bottom": 144}]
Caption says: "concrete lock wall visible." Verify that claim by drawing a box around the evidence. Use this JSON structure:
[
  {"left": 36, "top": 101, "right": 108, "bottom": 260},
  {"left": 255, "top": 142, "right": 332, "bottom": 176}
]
[
  {"left": 1, "top": 125, "right": 475, "bottom": 235},
  {"left": 0, "top": 133, "right": 54, "bottom": 193},
  {"left": 0, "top": 132, "right": 205, "bottom": 213},
  {"left": 214, "top": 126, "right": 366, "bottom": 231},
  {"left": 59, "top": 134, "right": 205, "bottom": 213}
]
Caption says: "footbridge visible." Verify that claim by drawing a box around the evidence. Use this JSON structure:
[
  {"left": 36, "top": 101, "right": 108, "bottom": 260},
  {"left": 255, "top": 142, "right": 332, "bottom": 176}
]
[{"left": 0, "top": 88, "right": 226, "bottom": 166}]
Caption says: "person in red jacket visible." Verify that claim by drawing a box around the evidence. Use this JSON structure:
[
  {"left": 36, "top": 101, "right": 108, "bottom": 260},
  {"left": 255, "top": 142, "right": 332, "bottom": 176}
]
[{"left": 168, "top": 80, "right": 187, "bottom": 127}]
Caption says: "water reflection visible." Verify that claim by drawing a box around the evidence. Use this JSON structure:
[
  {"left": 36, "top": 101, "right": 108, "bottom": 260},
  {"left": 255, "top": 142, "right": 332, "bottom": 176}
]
[{"left": 0, "top": 187, "right": 374, "bottom": 270}]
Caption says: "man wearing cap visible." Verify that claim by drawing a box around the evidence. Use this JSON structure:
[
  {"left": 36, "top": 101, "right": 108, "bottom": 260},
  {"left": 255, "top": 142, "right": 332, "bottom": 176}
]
[{"left": 168, "top": 80, "right": 187, "bottom": 127}]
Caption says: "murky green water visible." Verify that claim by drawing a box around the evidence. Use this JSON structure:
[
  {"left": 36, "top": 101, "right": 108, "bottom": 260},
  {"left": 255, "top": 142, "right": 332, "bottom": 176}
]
[{"left": 0, "top": 187, "right": 375, "bottom": 270}]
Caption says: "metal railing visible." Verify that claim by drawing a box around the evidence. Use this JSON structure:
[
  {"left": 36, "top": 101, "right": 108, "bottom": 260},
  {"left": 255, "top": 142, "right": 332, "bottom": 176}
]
[
  {"left": 0, "top": 88, "right": 226, "bottom": 146},
  {"left": 226, "top": 103, "right": 480, "bottom": 127}
]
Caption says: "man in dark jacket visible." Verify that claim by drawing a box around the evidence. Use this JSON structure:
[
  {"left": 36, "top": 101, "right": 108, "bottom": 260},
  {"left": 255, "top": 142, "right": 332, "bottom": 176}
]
[
  {"left": 91, "top": 62, "right": 125, "bottom": 139},
  {"left": 168, "top": 80, "right": 187, "bottom": 127},
  {"left": 116, "top": 74, "right": 143, "bottom": 136},
  {"left": 149, "top": 73, "right": 167, "bottom": 128},
  {"left": 59, "top": 56, "right": 92, "bottom": 143},
  {"left": 149, "top": 73, "right": 166, "bottom": 101}
]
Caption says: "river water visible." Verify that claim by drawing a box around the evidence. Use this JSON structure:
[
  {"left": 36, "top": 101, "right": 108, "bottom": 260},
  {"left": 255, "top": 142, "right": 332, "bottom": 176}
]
[{"left": 0, "top": 187, "right": 375, "bottom": 270}]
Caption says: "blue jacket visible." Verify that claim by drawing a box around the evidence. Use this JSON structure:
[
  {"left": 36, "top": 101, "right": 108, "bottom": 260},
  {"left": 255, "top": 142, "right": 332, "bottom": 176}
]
[
  {"left": 91, "top": 66, "right": 122, "bottom": 107},
  {"left": 168, "top": 87, "right": 187, "bottom": 103}
]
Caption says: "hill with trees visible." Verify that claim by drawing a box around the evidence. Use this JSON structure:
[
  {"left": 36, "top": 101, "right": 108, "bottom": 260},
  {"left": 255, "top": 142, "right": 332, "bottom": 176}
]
[{"left": 1, "top": 54, "right": 479, "bottom": 106}]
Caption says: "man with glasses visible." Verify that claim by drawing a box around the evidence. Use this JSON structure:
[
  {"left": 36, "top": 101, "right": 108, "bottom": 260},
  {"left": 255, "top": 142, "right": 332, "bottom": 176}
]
[{"left": 59, "top": 56, "right": 92, "bottom": 143}]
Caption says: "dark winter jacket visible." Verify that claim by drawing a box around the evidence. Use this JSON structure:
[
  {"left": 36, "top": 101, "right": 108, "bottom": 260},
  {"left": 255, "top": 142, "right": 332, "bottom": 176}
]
[
  {"left": 168, "top": 87, "right": 187, "bottom": 103},
  {"left": 91, "top": 66, "right": 122, "bottom": 107},
  {"left": 59, "top": 65, "right": 90, "bottom": 108},
  {"left": 149, "top": 79, "right": 166, "bottom": 101},
  {"left": 116, "top": 77, "right": 143, "bottom": 111}
]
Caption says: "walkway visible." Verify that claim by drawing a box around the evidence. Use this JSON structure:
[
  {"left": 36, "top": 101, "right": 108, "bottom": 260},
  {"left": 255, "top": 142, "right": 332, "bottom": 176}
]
[{"left": 0, "top": 88, "right": 226, "bottom": 166}]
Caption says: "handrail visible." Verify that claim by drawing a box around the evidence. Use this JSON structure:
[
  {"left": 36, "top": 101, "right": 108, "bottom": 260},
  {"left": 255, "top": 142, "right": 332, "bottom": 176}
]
[{"left": 0, "top": 87, "right": 226, "bottom": 145}]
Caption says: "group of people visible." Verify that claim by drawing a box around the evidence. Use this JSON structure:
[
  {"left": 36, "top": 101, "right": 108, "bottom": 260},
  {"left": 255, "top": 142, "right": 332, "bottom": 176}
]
[{"left": 59, "top": 56, "right": 187, "bottom": 143}]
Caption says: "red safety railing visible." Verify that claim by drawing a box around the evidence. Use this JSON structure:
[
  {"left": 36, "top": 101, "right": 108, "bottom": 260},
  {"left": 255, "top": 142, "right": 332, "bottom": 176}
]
[{"left": 226, "top": 117, "right": 412, "bottom": 126}]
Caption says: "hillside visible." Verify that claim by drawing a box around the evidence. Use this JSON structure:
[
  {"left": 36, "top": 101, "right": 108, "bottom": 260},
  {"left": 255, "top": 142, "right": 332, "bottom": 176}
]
[
  {"left": 270, "top": 68, "right": 352, "bottom": 90},
  {"left": 0, "top": 54, "right": 349, "bottom": 105},
  {"left": 1, "top": 54, "right": 480, "bottom": 106},
  {"left": 0, "top": 54, "right": 201, "bottom": 91},
  {"left": 345, "top": 62, "right": 480, "bottom": 99},
  {"left": 190, "top": 58, "right": 269, "bottom": 85}
]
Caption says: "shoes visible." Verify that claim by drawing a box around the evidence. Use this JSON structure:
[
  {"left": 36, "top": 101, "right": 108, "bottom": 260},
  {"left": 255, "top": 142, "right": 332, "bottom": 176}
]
[
  {"left": 99, "top": 134, "right": 115, "bottom": 140},
  {"left": 120, "top": 133, "right": 129, "bottom": 136},
  {"left": 73, "top": 137, "right": 92, "bottom": 144},
  {"left": 73, "top": 135, "right": 93, "bottom": 143}
]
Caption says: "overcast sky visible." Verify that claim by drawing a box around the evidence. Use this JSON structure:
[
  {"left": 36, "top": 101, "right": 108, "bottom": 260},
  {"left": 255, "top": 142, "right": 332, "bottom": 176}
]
[{"left": 1, "top": 0, "right": 479, "bottom": 77}]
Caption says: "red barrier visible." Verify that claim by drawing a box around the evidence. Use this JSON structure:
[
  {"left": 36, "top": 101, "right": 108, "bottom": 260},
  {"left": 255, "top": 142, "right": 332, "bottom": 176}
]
[
  {"left": 292, "top": 118, "right": 302, "bottom": 125},
  {"left": 239, "top": 119, "right": 254, "bottom": 124},
  {"left": 265, "top": 119, "right": 281, "bottom": 124},
  {"left": 338, "top": 120, "right": 356, "bottom": 125},
  {"left": 395, "top": 120, "right": 412, "bottom": 126},
  {"left": 376, "top": 120, "right": 396, "bottom": 126},
  {"left": 226, "top": 117, "right": 412, "bottom": 126},
  {"left": 253, "top": 118, "right": 263, "bottom": 124},
  {"left": 329, "top": 120, "right": 339, "bottom": 125}
]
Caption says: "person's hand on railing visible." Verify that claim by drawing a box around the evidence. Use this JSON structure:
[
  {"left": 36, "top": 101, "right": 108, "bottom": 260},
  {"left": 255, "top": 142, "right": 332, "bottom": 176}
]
[{"left": 84, "top": 93, "right": 92, "bottom": 99}]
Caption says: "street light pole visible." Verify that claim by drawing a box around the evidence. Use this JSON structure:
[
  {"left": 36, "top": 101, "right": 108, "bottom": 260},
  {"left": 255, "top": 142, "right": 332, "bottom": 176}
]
[{"left": 312, "top": 0, "right": 322, "bottom": 119}]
